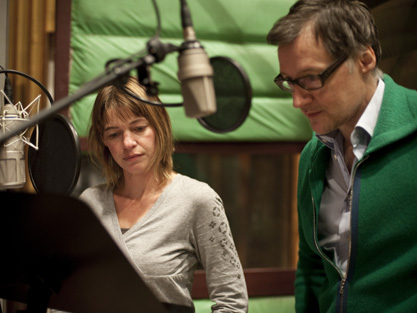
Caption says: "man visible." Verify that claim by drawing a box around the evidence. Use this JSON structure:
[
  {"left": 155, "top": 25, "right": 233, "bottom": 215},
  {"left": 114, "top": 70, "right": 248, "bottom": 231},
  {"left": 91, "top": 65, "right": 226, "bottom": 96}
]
[{"left": 267, "top": 0, "right": 417, "bottom": 312}]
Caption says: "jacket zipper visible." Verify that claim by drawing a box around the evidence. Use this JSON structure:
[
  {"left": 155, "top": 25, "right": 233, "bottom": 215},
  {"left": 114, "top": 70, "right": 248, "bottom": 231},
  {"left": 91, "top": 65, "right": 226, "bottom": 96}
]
[
  {"left": 311, "top": 194, "right": 347, "bottom": 313},
  {"left": 339, "top": 188, "right": 353, "bottom": 311},
  {"left": 311, "top": 155, "right": 369, "bottom": 313}
]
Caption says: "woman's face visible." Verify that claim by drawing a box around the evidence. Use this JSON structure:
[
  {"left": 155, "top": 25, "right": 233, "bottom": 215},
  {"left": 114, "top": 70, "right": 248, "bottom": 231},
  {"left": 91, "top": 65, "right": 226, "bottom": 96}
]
[{"left": 102, "top": 111, "right": 157, "bottom": 178}]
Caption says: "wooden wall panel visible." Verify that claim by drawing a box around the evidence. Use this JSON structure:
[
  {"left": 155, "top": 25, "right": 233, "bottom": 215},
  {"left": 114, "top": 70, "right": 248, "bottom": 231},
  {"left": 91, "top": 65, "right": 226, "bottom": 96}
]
[
  {"left": 8, "top": 0, "right": 52, "bottom": 109},
  {"left": 7, "top": 0, "right": 55, "bottom": 193}
]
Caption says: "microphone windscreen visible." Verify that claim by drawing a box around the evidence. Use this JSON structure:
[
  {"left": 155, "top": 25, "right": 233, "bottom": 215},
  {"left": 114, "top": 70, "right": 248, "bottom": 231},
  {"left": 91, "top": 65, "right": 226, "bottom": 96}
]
[
  {"left": 198, "top": 56, "right": 252, "bottom": 133},
  {"left": 28, "top": 114, "right": 81, "bottom": 195}
]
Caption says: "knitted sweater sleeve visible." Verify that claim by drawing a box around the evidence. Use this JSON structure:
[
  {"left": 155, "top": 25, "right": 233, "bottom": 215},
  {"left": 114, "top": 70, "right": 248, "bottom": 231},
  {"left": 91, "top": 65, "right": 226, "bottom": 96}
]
[{"left": 191, "top": 185, "right": 248, "bottom": 313}]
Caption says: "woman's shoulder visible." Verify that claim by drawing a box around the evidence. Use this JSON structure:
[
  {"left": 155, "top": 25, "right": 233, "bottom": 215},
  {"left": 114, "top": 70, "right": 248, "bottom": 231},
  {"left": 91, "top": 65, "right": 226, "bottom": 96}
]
[
  {"left": 78, "top": 184, "right": 112, "bottom": 216},
  {"left": 79, "top": 183, "right": 112, "bottom": 204},
  {"left": 171, "top": 173, "right": 221, "bottom": 204},
  {"left": 80, "top": 183, "right": 108, "bottom": 196},
  {"left": 174, "top": 173, "right": 216, "bottom": 194},
  {"left": 170, "top": 174, "right": 224, "bottom": 219}
]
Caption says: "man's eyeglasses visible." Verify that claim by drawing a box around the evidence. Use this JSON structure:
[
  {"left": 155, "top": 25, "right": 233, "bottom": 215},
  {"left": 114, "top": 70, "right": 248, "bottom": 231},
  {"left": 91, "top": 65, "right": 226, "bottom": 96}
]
[{"left": 274, "top": 55, "right": 348, "bottom": 92}]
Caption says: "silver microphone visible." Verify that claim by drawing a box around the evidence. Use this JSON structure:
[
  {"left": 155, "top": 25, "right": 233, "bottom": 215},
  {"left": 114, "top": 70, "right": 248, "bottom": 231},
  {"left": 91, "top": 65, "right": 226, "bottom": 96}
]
[
  {"left": 177, "top": 0, "right": 216, "bottom": 118},
  {"left": 0, "top": 79, "right": 40, "bottom": 189},
  {"left": 0, "top": 102, "right": 27, "bottom": 189}
]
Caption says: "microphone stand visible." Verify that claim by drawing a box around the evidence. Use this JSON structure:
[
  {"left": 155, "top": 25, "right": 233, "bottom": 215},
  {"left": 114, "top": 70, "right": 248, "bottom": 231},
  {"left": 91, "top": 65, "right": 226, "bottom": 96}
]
[{"left": 0, "top": 38, "right": 179, "bottom": 145}]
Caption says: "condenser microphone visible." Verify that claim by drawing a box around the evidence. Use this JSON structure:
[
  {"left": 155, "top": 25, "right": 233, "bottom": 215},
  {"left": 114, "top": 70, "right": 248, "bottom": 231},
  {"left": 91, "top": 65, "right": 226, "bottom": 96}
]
[
  {"left": 0, "top": 75, "right": 40, "bottom": 189},
  {"left": 0, "top": 102, "right": 27, "bottom": 189},
  {"left": 177, "top": 0, "right": 216, "bottom": 118},
  {"left": 1, "top": 74, "right": 25, "bottom": 189}
]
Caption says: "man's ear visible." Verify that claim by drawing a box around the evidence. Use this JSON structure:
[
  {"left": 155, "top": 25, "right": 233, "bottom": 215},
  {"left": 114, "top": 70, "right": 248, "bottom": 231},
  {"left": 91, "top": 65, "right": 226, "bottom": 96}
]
[{"left": 359, "top": 46, "right": 377, "bottom": 74}]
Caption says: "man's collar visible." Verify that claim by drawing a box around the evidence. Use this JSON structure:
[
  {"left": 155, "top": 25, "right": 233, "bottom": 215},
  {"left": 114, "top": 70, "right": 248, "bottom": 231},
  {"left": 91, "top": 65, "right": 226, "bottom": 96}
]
[{"left": 355, "top": 78, "right": 385, "bottom": 138}]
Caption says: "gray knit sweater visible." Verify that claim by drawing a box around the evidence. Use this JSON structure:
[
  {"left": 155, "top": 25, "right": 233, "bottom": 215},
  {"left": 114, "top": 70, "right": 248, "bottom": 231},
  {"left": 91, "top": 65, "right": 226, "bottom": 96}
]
[{"left": 79, "top": 173, "right": 248, "bottom": 312}]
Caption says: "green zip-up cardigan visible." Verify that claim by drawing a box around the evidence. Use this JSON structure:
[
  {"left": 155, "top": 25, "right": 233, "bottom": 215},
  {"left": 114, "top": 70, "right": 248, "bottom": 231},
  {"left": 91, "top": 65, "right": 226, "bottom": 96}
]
[{"left": 295, "top": 75, "right": 417, "bottom": 313}]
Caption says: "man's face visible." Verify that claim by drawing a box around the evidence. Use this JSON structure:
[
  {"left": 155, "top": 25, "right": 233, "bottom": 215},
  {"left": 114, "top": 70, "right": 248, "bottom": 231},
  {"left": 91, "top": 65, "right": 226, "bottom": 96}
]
[{"left": 278, "top": 24, "right": 369, "bottom": 136}]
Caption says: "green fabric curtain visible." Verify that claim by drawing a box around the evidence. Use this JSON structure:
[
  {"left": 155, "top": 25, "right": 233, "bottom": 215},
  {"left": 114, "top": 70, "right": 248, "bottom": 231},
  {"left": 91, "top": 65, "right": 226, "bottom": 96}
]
[{"left": 69, "top": 0, "right": 311, "bottom": 141}]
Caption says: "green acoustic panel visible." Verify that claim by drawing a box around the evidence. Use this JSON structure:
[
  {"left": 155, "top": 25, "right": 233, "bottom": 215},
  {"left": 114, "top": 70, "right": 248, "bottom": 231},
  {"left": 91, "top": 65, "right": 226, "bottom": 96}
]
[{"left": 69, "top": 0, "right": 312, "bottom": 141}]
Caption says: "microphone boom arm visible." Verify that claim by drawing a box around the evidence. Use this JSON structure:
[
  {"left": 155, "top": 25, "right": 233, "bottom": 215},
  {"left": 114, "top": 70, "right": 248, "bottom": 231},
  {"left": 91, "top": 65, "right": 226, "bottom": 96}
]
[{"left": 0, "top": 38, "right": 179, "bottom": 144}]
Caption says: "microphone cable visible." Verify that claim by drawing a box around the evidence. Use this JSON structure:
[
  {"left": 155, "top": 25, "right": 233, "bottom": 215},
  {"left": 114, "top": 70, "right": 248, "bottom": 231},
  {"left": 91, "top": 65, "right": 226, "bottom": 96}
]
[
  {"left": 104, "top": 0, "right": 185, "bottom": 108},
  {"left": 0, "top": 65, "right": 54, "bottom": 106},
  {"left": 151, "top": 0, "right": 161, "bottom": 39}
]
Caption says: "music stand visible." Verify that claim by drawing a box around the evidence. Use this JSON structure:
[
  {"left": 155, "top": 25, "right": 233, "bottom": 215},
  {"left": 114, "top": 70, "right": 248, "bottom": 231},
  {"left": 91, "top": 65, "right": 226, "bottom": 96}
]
[{"left": 0, "top": 191, "right": 170, "bottom": 313}]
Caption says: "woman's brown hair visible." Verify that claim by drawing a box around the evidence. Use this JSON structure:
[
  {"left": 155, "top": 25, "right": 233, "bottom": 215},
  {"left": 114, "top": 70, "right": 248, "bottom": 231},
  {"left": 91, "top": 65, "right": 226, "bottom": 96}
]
[{"left": 88, "top": 76, "right": 174, "bottom": 187}]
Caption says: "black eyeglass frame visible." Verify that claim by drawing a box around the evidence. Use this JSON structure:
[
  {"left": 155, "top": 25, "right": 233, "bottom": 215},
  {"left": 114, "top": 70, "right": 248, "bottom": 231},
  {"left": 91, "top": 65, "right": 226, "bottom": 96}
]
[{"left": 274, "top": 55, "right": 348, "bottom": 92}]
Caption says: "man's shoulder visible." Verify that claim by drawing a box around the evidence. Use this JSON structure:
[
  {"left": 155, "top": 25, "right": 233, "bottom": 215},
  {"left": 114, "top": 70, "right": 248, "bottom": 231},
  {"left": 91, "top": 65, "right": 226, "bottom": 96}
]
[
  {"left": 379, "top": 74, "right": 417, "bottom": 132},
  {"left": 383, "top": 74, "right": 417, "bottom": 100}
]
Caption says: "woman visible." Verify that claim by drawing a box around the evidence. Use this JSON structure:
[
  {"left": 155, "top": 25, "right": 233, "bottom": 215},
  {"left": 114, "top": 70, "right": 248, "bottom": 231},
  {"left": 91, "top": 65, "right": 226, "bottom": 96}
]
[{"left": 79, "top": 76, "right": 248, "bottom": 312}]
